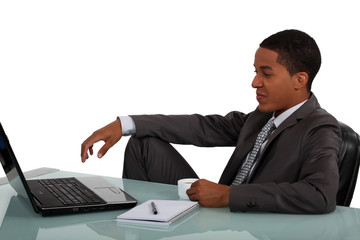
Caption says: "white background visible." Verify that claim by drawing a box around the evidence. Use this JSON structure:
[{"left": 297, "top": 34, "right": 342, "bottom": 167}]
[{"left": 1, "top": 0, "right": 359, "bottom": 208}]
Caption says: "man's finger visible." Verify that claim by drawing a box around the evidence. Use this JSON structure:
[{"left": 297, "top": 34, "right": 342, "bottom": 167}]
[
  {"left": 89, "top": 146, "right": 93, "bottom": 156},
  {"left": 97, "top": 140, "right": 115, "bottom": 159}
]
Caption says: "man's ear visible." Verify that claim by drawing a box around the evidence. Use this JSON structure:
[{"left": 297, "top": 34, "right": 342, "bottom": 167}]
[{"left": 294, "top": 72, "right": 309, "bottom": 90}]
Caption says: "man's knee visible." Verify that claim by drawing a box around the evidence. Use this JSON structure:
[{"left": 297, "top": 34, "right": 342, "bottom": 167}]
[
  {"left": 124, "top": 136, "right": 165, "bottom": 160},
  {"left": 124, "top": 136, "right": 170, "bottom": 169},
  {"left": 123, "top": 136, "right": 197, "bottom": 184}
]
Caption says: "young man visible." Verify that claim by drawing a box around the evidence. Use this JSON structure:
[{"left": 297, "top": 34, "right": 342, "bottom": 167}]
[{"left": 81, "top": 30, "right": 341, "bottom": 214}]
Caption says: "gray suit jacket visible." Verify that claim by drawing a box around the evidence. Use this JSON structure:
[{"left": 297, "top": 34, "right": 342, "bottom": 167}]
[{"left": 131, "top": 94, "right": 341, "bottom": 214}]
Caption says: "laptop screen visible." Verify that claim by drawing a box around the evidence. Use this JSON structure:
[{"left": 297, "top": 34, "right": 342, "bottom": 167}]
[{"left": 0, "top": 123, "right": 38, "bottom": 212}]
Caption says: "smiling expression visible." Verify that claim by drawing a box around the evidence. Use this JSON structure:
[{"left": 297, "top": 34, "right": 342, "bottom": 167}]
[{"left": 252, "top": 47, "right": 309, "bottom": 117}]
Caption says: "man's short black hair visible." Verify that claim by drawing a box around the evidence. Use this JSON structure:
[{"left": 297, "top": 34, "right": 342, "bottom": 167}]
[{"left": 260, "top": 29, "right": 321, "bottom": 91}]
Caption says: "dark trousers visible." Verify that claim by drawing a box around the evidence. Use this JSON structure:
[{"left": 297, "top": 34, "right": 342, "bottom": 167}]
[{"left": 123, "top": 137, "right": 199, "bottom": 185}]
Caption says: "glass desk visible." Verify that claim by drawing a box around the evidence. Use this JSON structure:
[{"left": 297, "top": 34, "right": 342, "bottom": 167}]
[{"left": 1, "top": 170, "right": 360, "bottom": 240}]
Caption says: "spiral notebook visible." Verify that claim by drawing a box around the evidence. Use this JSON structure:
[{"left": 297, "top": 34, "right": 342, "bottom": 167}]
[{"left": 116, "top": 200, "right": 199, "bottom": 226}]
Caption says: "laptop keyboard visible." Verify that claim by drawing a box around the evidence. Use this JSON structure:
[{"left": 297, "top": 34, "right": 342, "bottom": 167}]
[{"left": 38, "top": 178, "right": 105, "bottom": 206}]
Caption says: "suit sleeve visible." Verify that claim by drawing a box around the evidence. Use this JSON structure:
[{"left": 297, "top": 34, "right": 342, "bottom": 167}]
[{"left": 130, "top": 111, "right": 249, "bottom": 147}]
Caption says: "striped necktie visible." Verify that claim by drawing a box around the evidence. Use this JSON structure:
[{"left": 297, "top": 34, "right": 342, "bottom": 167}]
[{"left": 232, "top": 118, "right": 276, "bottom": 185}]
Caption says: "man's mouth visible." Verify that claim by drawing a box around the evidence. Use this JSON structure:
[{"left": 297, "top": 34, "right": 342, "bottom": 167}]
[{"left": 256, "top": 92, "right": 266, "bottom": 102}]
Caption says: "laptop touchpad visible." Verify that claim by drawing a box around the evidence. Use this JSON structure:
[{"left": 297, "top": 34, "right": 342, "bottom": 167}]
[
  {"left": 78, "top": 177, "right": 127, "bottom": 202},
  {"left": 93, "top": 187, "right": 127, "bottom": 202}
]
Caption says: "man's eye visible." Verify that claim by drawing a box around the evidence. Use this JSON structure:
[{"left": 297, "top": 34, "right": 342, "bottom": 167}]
[{"left": 263, "top": 72, "right": 271, "bottom": 77}]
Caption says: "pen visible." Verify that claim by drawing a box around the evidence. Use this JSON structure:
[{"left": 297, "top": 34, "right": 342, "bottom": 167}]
[{"left": 151, "top": 201, "right": 158, "bottom": 215}]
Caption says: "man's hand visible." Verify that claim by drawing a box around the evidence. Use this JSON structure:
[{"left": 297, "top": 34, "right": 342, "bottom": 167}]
[
  {"left": 81, "top": 119, "right": 122, "bottom": 163},
  {"left": 186, "top": 179, "right": 230, "bottom": 207}
]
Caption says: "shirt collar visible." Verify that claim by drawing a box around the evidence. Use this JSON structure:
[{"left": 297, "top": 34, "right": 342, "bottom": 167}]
[{"left": 273, "top": 99, "right": 308, "bottom": 128}]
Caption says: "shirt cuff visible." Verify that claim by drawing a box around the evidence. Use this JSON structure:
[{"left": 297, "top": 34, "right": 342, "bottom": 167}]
[{"left": 118, "top": 116, "right": 136, "bottom": 136}]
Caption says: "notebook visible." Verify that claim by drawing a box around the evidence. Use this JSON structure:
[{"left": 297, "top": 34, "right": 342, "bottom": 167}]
[
  {"left": 117, "top": 199, "right": 199, "bottom": 226},
  {"left": 0, "top": 122, "right": 137, "bottom": 216}
]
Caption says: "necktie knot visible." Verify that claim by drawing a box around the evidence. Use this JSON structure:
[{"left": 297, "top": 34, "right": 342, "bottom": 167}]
[{"left": 260, "top": 118, "right": 276, "bottom": 142}]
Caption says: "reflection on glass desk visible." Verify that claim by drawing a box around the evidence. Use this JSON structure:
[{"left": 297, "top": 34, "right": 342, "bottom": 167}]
[{"left": 1, "top": 170, "right": 360, "bottom": 240}]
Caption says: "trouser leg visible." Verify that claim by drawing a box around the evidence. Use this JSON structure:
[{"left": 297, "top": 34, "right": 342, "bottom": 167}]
[{"left": 123, "top": 136, "right": 198, "bottom": 185}]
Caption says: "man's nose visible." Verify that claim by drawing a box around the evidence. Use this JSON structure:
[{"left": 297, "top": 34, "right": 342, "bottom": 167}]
[{"left": 251, "top": 75, "right": 262, "bottom": 88}]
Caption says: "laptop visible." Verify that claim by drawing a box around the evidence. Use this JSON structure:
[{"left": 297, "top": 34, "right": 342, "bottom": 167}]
[{"left": 0, "top": 122, "right": 137, "bottom": 216}]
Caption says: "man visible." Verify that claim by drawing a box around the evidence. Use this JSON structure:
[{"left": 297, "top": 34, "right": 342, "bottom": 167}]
[{"left": 81, "top": 29, "right": 341, "bottom": 214}]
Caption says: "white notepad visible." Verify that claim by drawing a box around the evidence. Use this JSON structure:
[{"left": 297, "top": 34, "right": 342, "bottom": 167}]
[{"left": 116, "top": 200, "right": 199, "bottom": 226}]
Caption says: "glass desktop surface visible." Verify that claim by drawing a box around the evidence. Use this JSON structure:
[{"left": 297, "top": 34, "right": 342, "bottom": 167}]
[{"left": 1, "top": 171, "right": 360, "bottom": 240}]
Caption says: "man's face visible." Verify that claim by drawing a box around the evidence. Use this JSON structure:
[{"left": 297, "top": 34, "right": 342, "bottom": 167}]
[{"left": 252, "top": 47, "right": 300, "bottom": 116}]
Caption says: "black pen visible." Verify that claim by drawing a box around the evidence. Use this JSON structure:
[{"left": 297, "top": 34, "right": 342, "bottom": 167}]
[{"left": 151, "top": 201, "right": 158, "bottom": 215}]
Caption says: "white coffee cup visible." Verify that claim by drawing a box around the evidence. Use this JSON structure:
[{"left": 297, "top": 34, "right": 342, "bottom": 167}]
[{"left": 177, "top": 178, "right": 198, "bottom": 199}]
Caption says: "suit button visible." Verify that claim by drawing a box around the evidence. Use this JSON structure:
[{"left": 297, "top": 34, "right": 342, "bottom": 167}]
[{"left": 247, "top": 202, "right": 257, "bottom": 208}]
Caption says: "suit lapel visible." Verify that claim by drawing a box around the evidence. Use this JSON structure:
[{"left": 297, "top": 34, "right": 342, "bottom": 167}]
[
  {"left": 246, "top": 94, "right": 320, "bottom": 183},
  {"left": 219, "top": 110, "right": 272, "bottom": 185},
  {"left": 218, "top": 93, "right": 321, "bottom": 185},
  {"left": 245, "top": 116, "right": 298, "bottom": 182}
]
